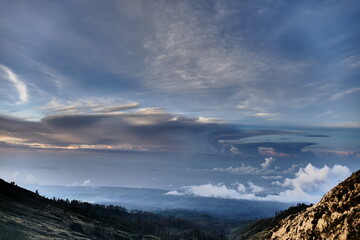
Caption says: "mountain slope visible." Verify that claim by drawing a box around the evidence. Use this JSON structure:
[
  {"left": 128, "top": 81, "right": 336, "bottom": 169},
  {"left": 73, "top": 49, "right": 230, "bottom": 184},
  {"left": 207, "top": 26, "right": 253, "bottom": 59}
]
[
  {"left": 0, "top": 179, "right": 146, "bottom": 240},
  {"left": 0, "top": 179, "right": 224, "bottom": 240},
  {"left": 268, "top": 170, "right": 360, "bottom": 240},
  {"left": 229, "top": 203, "right": 310, "bottom": 240}
]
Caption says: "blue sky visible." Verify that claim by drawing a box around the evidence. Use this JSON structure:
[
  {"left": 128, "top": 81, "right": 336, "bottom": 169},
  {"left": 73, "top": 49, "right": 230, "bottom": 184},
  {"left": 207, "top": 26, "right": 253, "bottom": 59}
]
[{"left": 0, "top": 0, "right": 359, "bottom": 203}]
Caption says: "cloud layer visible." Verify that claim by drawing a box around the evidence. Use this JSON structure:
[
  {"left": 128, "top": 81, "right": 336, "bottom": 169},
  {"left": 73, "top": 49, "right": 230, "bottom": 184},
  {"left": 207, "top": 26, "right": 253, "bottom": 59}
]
[
  {"left": 167, "top": 164, "right": 352, "bottom": 203},
  {"left": 0, "top": 0, "right": 358, "bottom": 126},
  {"left": 0, "top": 109, "right": 290, "bottom": 153}
]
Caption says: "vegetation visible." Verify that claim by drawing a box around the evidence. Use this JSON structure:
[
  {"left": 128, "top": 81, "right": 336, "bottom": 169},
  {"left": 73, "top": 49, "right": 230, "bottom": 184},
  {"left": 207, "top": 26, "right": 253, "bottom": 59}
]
[
  {"left": 0, "top": 179, "right": 225, "bottom": 240},
  {"left": 229, "top": 203, "right": 311, "bottom": 240},
  {"left": 2, "top": 178, "right": 332, "bottom": 240}
]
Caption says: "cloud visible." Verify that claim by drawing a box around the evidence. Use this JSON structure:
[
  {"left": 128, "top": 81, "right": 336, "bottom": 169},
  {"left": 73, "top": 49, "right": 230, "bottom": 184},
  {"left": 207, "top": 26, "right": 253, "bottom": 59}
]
[
  {"left": 178, "top": 183, "right": 257, "bottom": 200},
  {"left": 0, "top": 64, "right": 28, "bottom": 103},
  {"left": 0, "top": 0, "right": 358, "bottom": 127},
  {"left": 236, "top": 183, "right": 247, "bottom": 193},
  {"left": 141, "top": 0, "right": 327, "bottom": 115},
  {"left": 92, "top": 102, "right": 140, "bottom": 113},
  {"left": 265, "top": 164, "right": 351, "bottom": 202},
  {"left": 211, "top": 165, "right": 266, "bottom": 175},
  {"left": 167, "top": 164, "right": 351, "bottom": 203},
  {"left": 234, "top": 142, "right": 316, "bottom": 157},
  {"left": 211, "top": 157, "right": 277, "bottom": 175},
  {"left": 331, "top": 87, "right": 360, "bottom": 100},
  {"left": 165, "top": 190, "right": 184, "bottom": 196},
  {"left": 68, "top": 179, "right": 91, "bottom": 187},
  {"left": 342, "top": 55, "right": 360, "bottom": 68},
  {"left": 25, "top": 174, "right": 37, "bottom": 184},
  {"left": 248, "top": 181, "right": 264, "bottom": 193},
  {"left": 0, "top": 111, "right": 289, "bottom": 153},
  {"left": 261, "top": 175, "right": 283, "bottom": 180},
  {"left": 261, "top": 157, "right": 276, "bottom": 169},
  {"left": 40, "top": 98, "right": 139, "bottom": 114},
  {"left": 253, "top": 112, "right": 278, "bottom": 119},
  {"left": 184, "top": 184, "right": 241, "bottom": 199},
  {"left": 81, "top": 179, "right": 91, "bottom": 186}
]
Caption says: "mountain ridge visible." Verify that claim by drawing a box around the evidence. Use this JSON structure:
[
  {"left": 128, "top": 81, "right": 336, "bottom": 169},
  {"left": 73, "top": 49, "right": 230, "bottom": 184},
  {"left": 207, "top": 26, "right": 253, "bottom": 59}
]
[
  {"left": 0, "top": 178, "right": 225, "bottom": 240},
  {"left": 268, "top": 170, "right": 359, "bottom": 240}
]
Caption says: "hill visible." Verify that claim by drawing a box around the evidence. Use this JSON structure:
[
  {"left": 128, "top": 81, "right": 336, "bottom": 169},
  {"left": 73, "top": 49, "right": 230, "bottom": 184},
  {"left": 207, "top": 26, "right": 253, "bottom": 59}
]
[{"left": 0, "top": 178, "right": 225, "bottom": 240}]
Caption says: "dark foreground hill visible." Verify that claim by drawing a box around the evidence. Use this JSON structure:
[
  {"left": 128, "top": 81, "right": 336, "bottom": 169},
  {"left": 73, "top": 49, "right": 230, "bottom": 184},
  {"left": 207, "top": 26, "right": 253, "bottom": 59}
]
[
  {"left": 0, "top": 178, "right": 225, "bottom": 240},
  {"left": 230, "top": 170, "right": 360, "bottom": 240}
]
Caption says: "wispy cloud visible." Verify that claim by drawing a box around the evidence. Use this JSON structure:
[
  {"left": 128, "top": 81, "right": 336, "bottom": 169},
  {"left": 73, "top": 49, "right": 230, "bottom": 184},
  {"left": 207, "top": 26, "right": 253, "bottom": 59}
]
[
  {"left": 39, "top": 98, "right": 139, "bottom": 114},
  {"left": 0, "top": 1, "right": 358, "bottom": 125},
  {"left": 0, "top": 64, "right": 28, "bottom": 104},
  {"left": 330, "top": 87, "right": 360, "bottom": 100},
  {"left": 210, "top": 157, "right": 283, "bottom": 176}
]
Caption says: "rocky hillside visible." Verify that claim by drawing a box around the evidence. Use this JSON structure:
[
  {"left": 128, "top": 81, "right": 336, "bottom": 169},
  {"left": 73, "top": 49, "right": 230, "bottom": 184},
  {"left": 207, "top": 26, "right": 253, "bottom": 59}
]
[
  {"left": 268, "top": 170, "right": 360, "bottom": 240},
  {"left": 229, "top": 203, "right": 310, "bottom": 240}
]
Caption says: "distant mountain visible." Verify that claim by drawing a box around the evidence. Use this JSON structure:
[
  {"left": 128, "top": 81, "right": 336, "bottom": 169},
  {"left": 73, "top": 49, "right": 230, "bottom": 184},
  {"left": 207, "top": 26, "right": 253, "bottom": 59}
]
[
  {"left": 0, "top": 178, "right": 226, "bottom": 240},
  {"left": 268, "top": 170, "right": 359, "bottom": 240},
  {"left": 230, "top": 170, "right": 359, "bottom": 240}
]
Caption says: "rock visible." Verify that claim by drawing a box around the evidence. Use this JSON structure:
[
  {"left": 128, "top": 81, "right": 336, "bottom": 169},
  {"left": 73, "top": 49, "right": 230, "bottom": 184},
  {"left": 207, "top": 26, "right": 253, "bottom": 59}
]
[{"left": 268, "top": 170, "right": 360, "bottom": 240}]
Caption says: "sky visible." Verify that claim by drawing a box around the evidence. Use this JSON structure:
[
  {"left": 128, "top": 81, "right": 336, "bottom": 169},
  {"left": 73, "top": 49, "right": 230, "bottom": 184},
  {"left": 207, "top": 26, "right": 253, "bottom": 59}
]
[{"left": 0, "top": 0, "right": 359, "bottom": 203}]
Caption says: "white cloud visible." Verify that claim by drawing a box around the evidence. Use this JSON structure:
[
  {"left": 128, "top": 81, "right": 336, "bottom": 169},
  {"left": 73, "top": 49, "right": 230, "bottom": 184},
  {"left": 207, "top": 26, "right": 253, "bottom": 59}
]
[
  {"left": 261, "top": 175, "right": 283, "bottom": 180},
  {"left": 167, "top": 164, "right": 351, "bottom": 203},
  {"left": 68, "top": 179, "right": 91, "bottom": 187},
  {"left": 141, "top": 0, "right": 305, "bottom": 109},
  {"left": 179, "top": 183, "right": 257, "bottom": 200},
  {"left": 331, "top": 87, "right": 360, "bottom": 100},
  {"left": 196, "top": 117, "right": 223, "bottom": 124},
  {"left": 81, "top": 179, "right": 91, "bottom": 186},
  {"left": 254, "top": 112, "right": 272, "bottom": 118},
  {"left": 92, "top": 103, "right": 140, "bottom": 113},
  {"left": 248, "top": 181, "right": 264, "bottom": 193},
  {"left": 260, "top": 157, "right": 276, "bottom": 169},
  {"left": 211, "top": 165, "right": 264, "bottom": 175},
  {"left": 185, "top": 184, "right": 239, "bottom": 199},
  {"left": 342, "top": 55, "right": 360, "bottom": 68},
  {"left": 0, "top": 64, "right": 28, "bottom": 104},
  {"left": 230, "top": 146, "right": 241, "bottom": 154},
  {"left": 165, "top": 190, "right": 184, "bottom": 196},
  {"left": 283, "top": 164, "right": 299, "bottom": 174},
  {"left": 40, "top": 98, "right": 139, "bottom": 114},
  {"left": 211, "top": 158, "right": 276, "bottom": 175},
  {"left": 236, "top": 183, "right": 247, "bottom": 193},
  {"left": 25, "top": 174, "right": 37, "bottom": 184},
  {"left": 265, "top": 164, "right": 351, "bottom": 202}
]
